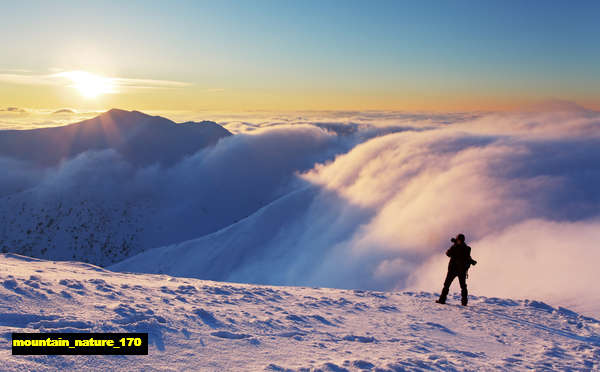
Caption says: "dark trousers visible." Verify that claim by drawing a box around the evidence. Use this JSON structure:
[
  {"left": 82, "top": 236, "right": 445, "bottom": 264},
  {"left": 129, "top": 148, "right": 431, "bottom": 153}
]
[{"left": 439, "top": 270, "right": 468, "bottom": 305}]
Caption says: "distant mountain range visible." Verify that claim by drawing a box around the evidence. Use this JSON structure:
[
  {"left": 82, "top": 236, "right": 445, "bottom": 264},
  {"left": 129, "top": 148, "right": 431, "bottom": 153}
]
[{"left": 0, "top": 108, "right": 231, "bottom": 167}]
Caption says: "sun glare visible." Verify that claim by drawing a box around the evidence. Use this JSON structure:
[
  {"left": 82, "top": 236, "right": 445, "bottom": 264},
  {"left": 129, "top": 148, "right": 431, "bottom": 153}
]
[{"left": 55, "top": 71, "right": 115, "bottom": 99}]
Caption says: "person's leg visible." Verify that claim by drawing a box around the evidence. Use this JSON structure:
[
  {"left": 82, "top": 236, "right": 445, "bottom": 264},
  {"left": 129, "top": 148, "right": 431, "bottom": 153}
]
[
  {"left": 437, "top": 271, "right": 456, "bottom": 303},
  {"left": 458, "top": 272, "right": 468, "bottom": 306}
]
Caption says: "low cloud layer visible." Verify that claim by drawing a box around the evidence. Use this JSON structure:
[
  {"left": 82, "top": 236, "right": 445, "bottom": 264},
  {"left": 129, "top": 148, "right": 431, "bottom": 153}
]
[{"left": 0, "top": 107, "right": 101, "bottom": 130}]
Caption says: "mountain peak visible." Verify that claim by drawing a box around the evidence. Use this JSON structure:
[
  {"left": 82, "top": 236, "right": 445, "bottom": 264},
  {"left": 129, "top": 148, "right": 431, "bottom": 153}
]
[
  {"left": 100, "top": 108, "right": 151, "bottom": 120},
  {"left": 0, "top": 108, "right": 231, "bottom": 167},
  {"left": 104, "top": 108, "right": 131, "bottom": 115}
]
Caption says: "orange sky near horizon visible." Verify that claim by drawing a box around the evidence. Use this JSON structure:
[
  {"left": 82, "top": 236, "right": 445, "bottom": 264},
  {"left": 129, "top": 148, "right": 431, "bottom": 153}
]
[{"left": 2, "top": 73, "right": 599, "bottom": 113}]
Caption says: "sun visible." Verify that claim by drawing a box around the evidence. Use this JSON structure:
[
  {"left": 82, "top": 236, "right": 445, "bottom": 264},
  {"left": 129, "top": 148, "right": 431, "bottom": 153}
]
[{"left": 55, "top": 70, "right": 116, "bottom": 99}]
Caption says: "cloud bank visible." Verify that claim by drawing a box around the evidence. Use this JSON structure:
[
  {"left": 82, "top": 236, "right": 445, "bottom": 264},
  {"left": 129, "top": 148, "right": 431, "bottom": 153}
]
[{"left": 0, "top": 107, "right": 101, "bottom": 130}]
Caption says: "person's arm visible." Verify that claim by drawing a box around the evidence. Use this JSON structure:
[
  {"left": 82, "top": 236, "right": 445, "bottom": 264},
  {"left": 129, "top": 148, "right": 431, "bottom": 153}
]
[
  {"left": 446, "top": 245, "right": 455, "bottom": 257},
  {"left": 467, "top": 246, "right": 477, "bottom": 265}
]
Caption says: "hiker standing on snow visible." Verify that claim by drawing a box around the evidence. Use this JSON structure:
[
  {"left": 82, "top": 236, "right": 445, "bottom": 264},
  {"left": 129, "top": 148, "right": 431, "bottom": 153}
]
[{"left": 436, "top": 233, "right": 477, "bottom": 306}]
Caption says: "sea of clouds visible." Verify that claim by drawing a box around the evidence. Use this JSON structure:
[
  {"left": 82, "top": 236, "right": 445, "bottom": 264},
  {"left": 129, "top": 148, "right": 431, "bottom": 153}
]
[
  {"left": 1, "top": 105, "right": 599, "bottom": 316},
  {"left": 0, "top": 107, "right": 100, "bottom": 130},
  {"left": 297, "top": 109, "right": 600, "bottom": 316}
]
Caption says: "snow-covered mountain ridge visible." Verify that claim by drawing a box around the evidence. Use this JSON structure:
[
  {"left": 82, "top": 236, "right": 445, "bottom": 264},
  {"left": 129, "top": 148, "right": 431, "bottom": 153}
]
[{"left": 1, "top": 253, "right": 598, "bottom": 371}]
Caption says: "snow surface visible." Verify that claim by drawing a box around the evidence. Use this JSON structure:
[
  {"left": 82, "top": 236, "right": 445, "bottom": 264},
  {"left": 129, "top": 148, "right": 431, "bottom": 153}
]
[{"left": 2, "top": 253, "right": 599, "bottom": 371}]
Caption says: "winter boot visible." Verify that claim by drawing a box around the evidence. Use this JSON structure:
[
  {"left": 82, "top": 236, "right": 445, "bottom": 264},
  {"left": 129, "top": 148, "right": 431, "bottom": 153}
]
[{"left": 461, "top": 290, "right": 468, "bottom": 306}]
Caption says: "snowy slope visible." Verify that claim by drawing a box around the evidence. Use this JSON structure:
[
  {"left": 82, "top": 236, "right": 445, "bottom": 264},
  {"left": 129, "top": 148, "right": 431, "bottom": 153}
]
[
  {"left": 2, "top": 253, "right": 599, "bottom": 371},
  {"left": 109, "top": 186, "right": 326, "bottom": 284}
]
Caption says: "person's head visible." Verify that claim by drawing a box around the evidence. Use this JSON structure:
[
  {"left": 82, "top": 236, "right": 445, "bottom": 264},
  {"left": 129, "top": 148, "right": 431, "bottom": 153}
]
[{"left": 451, "top": 233, "right": 466, "bottom": 244}]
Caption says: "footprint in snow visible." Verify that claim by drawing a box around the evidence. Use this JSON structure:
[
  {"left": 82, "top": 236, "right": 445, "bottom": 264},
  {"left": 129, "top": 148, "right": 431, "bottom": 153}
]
[
  {"left": 425, "top": 322, "right": 456, "bottom": 335},
  {"left": 58, "top": 279, "right": 85, "bottom": 290},
  {"left": 3, "top": 278, "right": 47, "bottom": 299},
  {"left": 210, "top": 331, "right": 251, "bottom": 339},
  {"left": 0, "top": 313, "right": 59, "bottom": 328},
  {"left": 342, "top": 335, "right": 376, "bottom": 343},
  {"left": 194, "top": 308, "right": 224, "bottom": 329}
]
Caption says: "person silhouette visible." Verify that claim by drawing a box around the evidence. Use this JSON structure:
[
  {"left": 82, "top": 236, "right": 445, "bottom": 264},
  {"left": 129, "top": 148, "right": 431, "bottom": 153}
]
[{"left": 436, "top": 233, "right": 477, "bottom": 306}]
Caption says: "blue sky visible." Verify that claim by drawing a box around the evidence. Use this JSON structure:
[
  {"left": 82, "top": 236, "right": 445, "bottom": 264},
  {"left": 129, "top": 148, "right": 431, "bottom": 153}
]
[{"left": 1, "top": 1, "right": 599, "bottom": 110}]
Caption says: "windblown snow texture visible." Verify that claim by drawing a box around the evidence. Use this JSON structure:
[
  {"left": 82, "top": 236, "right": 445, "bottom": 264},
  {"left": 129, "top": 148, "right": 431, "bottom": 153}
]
[{"left": 2, "top": 254, "right": 599, "bottom": 371}]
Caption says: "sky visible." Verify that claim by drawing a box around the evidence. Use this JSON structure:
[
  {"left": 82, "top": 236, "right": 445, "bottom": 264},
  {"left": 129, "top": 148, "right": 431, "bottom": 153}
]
[{"left": 1, "top": 1, "right": 599, "bottom": 112}]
